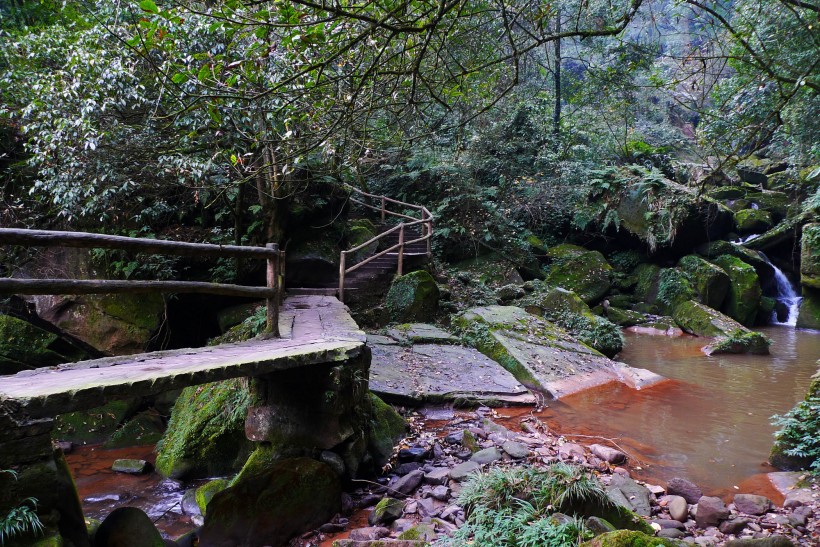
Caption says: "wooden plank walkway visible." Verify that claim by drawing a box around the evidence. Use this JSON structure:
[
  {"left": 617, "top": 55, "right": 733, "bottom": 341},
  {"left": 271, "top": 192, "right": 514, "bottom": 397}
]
[{"left": 0, "top": 296, "right": 365, "bottom": 420}]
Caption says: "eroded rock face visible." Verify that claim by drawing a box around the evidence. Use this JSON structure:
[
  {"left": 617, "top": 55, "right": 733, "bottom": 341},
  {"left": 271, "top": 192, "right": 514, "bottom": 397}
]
[
  {"left": 711, "top": 255, "right": 762, "bottom": 327},
  {"left": 199, "top": 458, "right": 341, "bottom": 547}
]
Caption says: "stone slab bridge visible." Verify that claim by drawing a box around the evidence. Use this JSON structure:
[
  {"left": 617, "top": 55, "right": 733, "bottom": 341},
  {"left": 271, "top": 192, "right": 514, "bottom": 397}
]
[{"left": 0, "top": 295, "right": 370, "bottom": 546}]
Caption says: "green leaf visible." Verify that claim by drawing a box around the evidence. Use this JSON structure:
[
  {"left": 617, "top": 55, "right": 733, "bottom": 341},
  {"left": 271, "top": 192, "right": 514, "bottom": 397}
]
[
  {"left": 171, "top": 72, "right": 188, "bottom": 84},
  {"left": 139, "top": 0, "right": 159, "bottom": 14},
  {"left": 197, "top": 64, "right": 211, "bottom": 83}
]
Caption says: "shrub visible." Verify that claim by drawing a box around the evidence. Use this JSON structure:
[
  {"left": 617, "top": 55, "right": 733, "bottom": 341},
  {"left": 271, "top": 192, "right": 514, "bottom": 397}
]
[{"left": 771, "top": 396, "right": 820, "bottom": 470}]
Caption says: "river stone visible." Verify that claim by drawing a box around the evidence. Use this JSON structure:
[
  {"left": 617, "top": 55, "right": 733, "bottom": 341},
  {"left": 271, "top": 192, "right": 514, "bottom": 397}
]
[
  {"left": 368, "top": 340, "right": 534, "bottom": 406},
  {"left": 424, "top": 467, "right": 451, "bottom": 485},
  {"left": 93, "top": 507, "right": 165, "bottom": 547},
  {"left": 348, "top": 526, "right": 391, "bottom": 541},
  {"left": 724, "top": 538, "right": 795, "bottom": 547},
  {"left": 695, "top": 495, "right": 730, "bottom": 527},
  {"left": 586, "top": 516, "right": 616, "bottom": 535},
  {"left": 558, "top": 442, "right": 585, "bottom": 461},
  {"left": 668, "top": 477, "right": 703, "bottom": 504},
  {"left": 590, "top": 444, "right": 627, "bottom": 464},
  {"left": 607, "top": 475, "right": 651, "bottom": 517},
  {"left": 391, "top": 470, "right": 424, "bottom": 495},
  {"left": 431, "top": 485, "right": 450, "bottom": 501},
  {"left": 449, "top": 461, "right": 480, "bottom": 481},
  {"left": 199, "top": 458, "right": 340, "bottom": 547},
  {"left": 195, "top": 478, "right": 229, "bottom": 516},
  {"left": 501, "top": 440, "right": 530, "bottom": 459},
  {"left": 734, "top": 493, "right": 772, "bottom": 515},
  {"left": 368, "top": 497, "right": 403, "bottom": 526},
  {"left": 112, "top": 459, "right": 151, "bottom": 475},
  {"left": 720, "top": 516, "right": 752, "bottom": 535},
  {"left": 658, "top": 529, "right": 687, "bottom": 540},
  {"left": 672, "top": 300, "right": 770, "bottom": 355},
  {"left": 668, "top": 495, "right": 689, "bottom": 522},
  {"left": 652, "top": 519, "right": 685, "bottom": 530},
  {"left": 470, "top": 447, "right": 502, "bottom": 465}
]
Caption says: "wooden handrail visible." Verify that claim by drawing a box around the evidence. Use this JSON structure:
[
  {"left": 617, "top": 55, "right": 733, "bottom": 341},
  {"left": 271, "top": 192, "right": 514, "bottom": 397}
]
[
  {"left": 339, "top": 185, "right": 434, "bottom": 302},
  {"left": 0, "top": 228, "right": 283, "bottom": 336}
]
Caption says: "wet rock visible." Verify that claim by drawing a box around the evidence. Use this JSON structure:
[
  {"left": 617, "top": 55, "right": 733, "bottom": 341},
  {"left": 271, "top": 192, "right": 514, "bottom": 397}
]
[
  {"left": 444, "top": 430, "right": 464, "bottom": 445},
  {"left": 590, "top": 444, "right": 627, "bottom": 464},
  {"left": 112, "top": 459, "right": 152, "bottom": 475},
  {"left": 320, "top": 450, "right": 347, "bottom": 477},
  {"left": 391, "top": 470, "right": 424, "bottom": 495},
  {"left": 501, "top": 440, "right": 530, "bottom": 459},
  {"left": 398, "top": 447, "right": 428, "bottom": 463},
  {"left": 696, "top": 496, "right": 730, "bottom": 528},
  {"left": 368, "top": 497, "right": 404, "bottom": 526},
  {"left": 668, "top": 495, "right": 689, "bottom": 522},
  {"left": 348, "top": 526, "right": 391, "bottom": 541},
  {"left": 181, "top": 489, "right": 200, "bottom": 516},
  {"left": 734, "top": 494, "right": 772, "bottom": 515},
  {"left": 320, "top": 522, "right": 346, "bottom": 533},
  {"left": 470, "top": 447, "right": 502, "bottom": 465},
  {"left": 195, "top": 479, "right": 229, "bottom": 516},
  {"left": 668, "top": 477, "right": 703, "bottom": 504},
  {"left": 93, "top": 507, "right": 165, "bottom": 547},
  {"left": 720, "top": 516, "right": 753, "bottom": 535},
  {"left": 449, "top": 461, "right": 480, "bottom": 481}
]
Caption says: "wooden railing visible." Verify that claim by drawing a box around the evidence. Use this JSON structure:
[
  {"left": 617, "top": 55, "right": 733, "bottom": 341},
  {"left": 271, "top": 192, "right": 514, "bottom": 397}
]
[
  {"left": 340, "top": 185, "right": 433, "bottom": 302},
  {"left": 0, "top": 228, "right": 284, "bottom": 336}
]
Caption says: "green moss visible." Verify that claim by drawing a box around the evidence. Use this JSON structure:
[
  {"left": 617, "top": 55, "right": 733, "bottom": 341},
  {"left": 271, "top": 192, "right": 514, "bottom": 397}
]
[
  {"left": 735, "top": 208, "right": 774, "bottom": 234},
  {"left": 155, "top": 379, "right": 253, "bottom": 480},
  {"left": 103, "top": 410, "right": 165, "bottom": 449},
  {"left": 673, "top": 300, "right": 770, "bottom": 354},
  {"left": 801, "top": 223, "right": 820, "bottom": 289},
  {"left": 677, "top": 255, "right": 730, "bottom": 310},
  {"left": 711, "top": 255, "right": 762, "bottom": 326},
  {"left": 796, "top": 286, "right": 820, "bottom": 329},
  {"left": 545, "top": 250, "right": 613, "bottom": 304},
  {"left": 545, "top": 243, "right": 589, "bottom": 260},
  {"left": 98, "top": 293, "right": 164, "bottom": 330},
  {"left": 696, "top": 241, "right": 767, "bottom": 270},
  {"left": 386, "top": 270, "right": 440, "bottom": 322},
  {"left": 55, "top": 399, "right": 139, "bottom": 445},
  {"left": 195, "top": 479, "right": 230, "bottom": 516},
  {"left": 367, "top": 393, "right": 406, "bottom": 469},
  {"left": 633, "top": 264, "right": 661, "bottom": 304},
  {"left": 462, "top": 430, "right": 480, "bottom": 453},
  {"left": 656, "top": 268, "right": 696, "bottom": 314},
  {"left": 0, "top": 315, "right": 76, "bottom": 374},
  {"left": 580, "top": 530, "right": 683, "bottom": 547}
]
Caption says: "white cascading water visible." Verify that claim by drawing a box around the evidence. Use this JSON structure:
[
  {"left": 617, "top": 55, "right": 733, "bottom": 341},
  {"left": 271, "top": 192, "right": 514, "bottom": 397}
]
[{"left": 760, "top": 252, "right": 802, "bottom": 326}]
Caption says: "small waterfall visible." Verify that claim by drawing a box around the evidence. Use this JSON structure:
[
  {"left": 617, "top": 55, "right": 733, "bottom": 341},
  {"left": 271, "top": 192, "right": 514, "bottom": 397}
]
[{"left": 760, "top": 252, "right": 802, "bottom": 326}]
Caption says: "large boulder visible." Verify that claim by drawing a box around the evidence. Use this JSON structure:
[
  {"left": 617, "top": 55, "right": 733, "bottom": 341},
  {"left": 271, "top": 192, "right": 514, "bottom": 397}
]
[
  {"left": 677, "top": 255, "right": 730, "bottom": 310},
  {"left": 545, "top": 245, "right": 612, "bottom": 304},
  {"left": 655, "top": 268, "right": 697, "bottom": 314},
  {"left": 527, "top": 287, "right": 623, "bottom": 357},
  {"left": 155, "top": 378, "right": 253, "bottom": 480},
  {"left": 93, "top": 507, "right": 165, "bottom": 547},
  {"left": 34, "top": 293, "right": 164, "bottom": 355},
  {"left": 0, "top": 315, "right": 86, "bottom": 375},
  {"left": 711, "top": 255, "right": 762, "bottom": 327},
  {"left": 453, "top": 305, "right": 662, "bottom": 398},
  {"left": 696, "top": 240, "right": 769, "bottom": 271},
  {"left": 199, "top": 458, "right": 341, "bottom": 547},
  {"left": 796, "top": 287, "right": 820, "bottom": 330},
  {"left": 580, "top": 530, "right": 681, "bottom": 547},
  {"left": 800, "top": 223, "right": 820, "bottom": 290},
  {"left": 385, "top": 270, "right": 440, "bottom": 322},
  {"left": 367, "top": 393, "right": 407, "bottom": 469},
  {"left": 672, "top": 300, "right": 770, "bottom": 355},
  {"left": 735, "top": 208, "right": 773, "bottom": 234}
]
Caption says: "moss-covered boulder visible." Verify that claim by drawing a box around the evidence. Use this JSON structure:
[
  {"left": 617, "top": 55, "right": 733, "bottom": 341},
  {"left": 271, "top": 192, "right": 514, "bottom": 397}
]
[
  {"left": 604, "top": 307, "right": 645, "bottom": 327},
  {"left": 54, "top": 399, "right": 140, "bottom": 445},
  {"left": 655, "top": 268, "right": 697, "bottom": 314},
  {"left": 527, "top": 288, "right": 623, "bottom": 357},
  {"left": 746, "top": 190, "right": 792, "bottom": 220},
  {"left": 367, "top": 393, "right": 407, "bottom": 469},
  {"left": 677, "top": 255, "right": 730, "bottom": 310},
  {"left": 711, "top": 255, "right": 762, "bottom": 327},
  {"left": 199, "top": 458, "right": 341, "bottom": 547},
  {"left": 796, "top": 286, "right": 820, "bottom": 330},
  {"left": 800, "top": 223, "right": 820, "bottom": 290},
  {"left": 454, "top": 306, "right": 660, "bottom": 398},
  {"left": 0, "top": 315, "right": 84, "bottom": 375},
  {"left": 93, "top": 507, "right": 165, "bottom": 547},
  {"left": 102, "top": 409, "right": 165, "bottom": 449},
  {"left": 581, "top": 530, "right": 684, "bottom": 547},
  {"left": 672, "top": 301, "right": 770, "bottom": 355},
  {"left": 450, "top": 253, "right": 525, "bottom": 287},
  {"left": 545, "top": 245, "right": 612, "bottom": 304},
  {"left": 735, "top": 208, "right": 774, "bottom": 234},
  {"left": 695, "top": 240, "right": 768, "bottom": 271},
  {"left": 195, "top": 478, "right": 230, "bottom": 516},
  {"left": 36, "top": 293, "right": 164, "bottom": 355},
  {"left": 632, "top": 263, "right": 661, "bottom": 304},
  {"left": 347, "top": 221, "right": 379, "bottom": 264},
  {"left": 155, "top": 378, "right": 253, "bottom": 480},
  {"left": 386, "top": 270, "right": 440, "bottom": 322}
]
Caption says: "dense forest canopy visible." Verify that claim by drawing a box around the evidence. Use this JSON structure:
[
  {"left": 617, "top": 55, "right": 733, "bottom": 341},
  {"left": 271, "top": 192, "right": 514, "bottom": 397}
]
[{"left": 1, "top": 0, "right": 818, "bottom": 262}]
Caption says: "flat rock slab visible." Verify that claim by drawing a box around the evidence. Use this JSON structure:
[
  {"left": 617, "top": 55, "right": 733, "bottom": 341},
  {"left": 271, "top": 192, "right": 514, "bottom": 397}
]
[
  {"left": 0, "top": 296, "right": 366, "bottom": 422},
  {"left": 368, "top": 341, "right": 535, "bottom": 406},
  {"left": 386, "top": 323, "right": 460, "bottom": 345}
]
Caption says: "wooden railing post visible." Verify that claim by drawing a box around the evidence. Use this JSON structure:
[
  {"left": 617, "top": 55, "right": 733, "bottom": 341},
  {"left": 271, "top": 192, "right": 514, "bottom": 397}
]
[
  {"left": 339, "top": 251, "right": 346, "bottom": 302},
  {"left": 266, "top": 243, "right": 280, "bottom": 337},
  {"left": 397, "top": 224, "right": 405, "bottom": 276},
  {"left": 427, "top": 218, "right": 433, "bottom": 257},
  {"left": 380, "top": 197, "right": 386, "bottom": 223},
  {"left": 279, "top": 251, "right": 286, "bottom": 305}
]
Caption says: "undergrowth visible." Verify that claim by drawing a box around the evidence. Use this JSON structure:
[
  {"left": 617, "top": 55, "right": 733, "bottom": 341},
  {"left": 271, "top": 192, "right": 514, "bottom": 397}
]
[
  {"left": 772, "top": 396, "right": 820, "bottom": 470},
  {"left": 0, "top": 470, "right": 44, "bottom": 545}
]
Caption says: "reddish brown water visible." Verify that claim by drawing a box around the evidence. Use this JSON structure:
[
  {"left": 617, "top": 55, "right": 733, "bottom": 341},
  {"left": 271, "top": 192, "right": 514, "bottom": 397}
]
[{"left": 504, "top": 326, "right": 820, "bottom": 497}]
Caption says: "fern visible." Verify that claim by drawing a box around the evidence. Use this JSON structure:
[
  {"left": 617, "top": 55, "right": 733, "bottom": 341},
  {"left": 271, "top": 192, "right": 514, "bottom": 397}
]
[{"left": 0, "top": 471, "right": 45, "bottom": 545}]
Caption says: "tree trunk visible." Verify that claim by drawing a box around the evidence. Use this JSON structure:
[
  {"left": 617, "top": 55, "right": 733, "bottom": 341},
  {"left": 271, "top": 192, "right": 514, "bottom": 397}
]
[{"left": 553, "top": 11, "right": 562, "bottom": 146}]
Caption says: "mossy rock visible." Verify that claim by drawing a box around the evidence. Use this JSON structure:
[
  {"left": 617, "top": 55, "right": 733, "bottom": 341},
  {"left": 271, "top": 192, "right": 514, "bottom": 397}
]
[
  {"left": 695, "top": 240, "right": 768, "bottom": 271},
  {"left": 450, "top": 253, "right": 525, "bottom": 287},
  {"left": 673, "top": 300, "right": 770, "bottom": 354},
  {"left": 677, "top": 255, "right": 730, "bottom": 310},
  {"left": 708, "top": 186, "right": 748, "bottom": 200},
  {"left": 581, "top": 530, "right": 684, "bottom": 547},
  {"left": 545, "top": 249, "right": 612, "bottom": 304},
  {"left": 55, "top": 399, "right": 140, "bottom": 445},
  {"left": 348, "top": 224, "right": 378, "bottom": 264},
  {"left": 711, "top": 255, "right": 762, "bottom": 327},
  {"left": 746, "top": 190, "right": 792, "bottom": 220},
  {"left": 155, "top": 379, "right": 253, "bottom": 480},
  {"left": 367, "top": 393, "right": 407, "bottom": 469},
  {"left": 800, "top": 223, "right": 820, "bottom": 290},
  {"left": 199, "top": 458, "right": 341, "bottom": 547},
  {"left": 796, "top": 286, "right": 820, "bottom": 329},
  {"left": 769, "top": 441, "right": 813, "bottom": 471},
  {"left": 632, "top": 263, "right": 661, "bottom": 304},
  {"left": 386, "top": 270, "right": 440, "bottom": 322},
  {"left": 93, "top": 507, "right": 165, "bottom": 547},
  {"left": 545, "top": 243, "right": 589, "bottom": 260},
  {"left": 195, "top": 478, "right": 230, "bottom": 516},
  {"left": 103, "top": 409, "right": 165, "bottom": 449},
  {"left": 735, "top": 208, "right": 774, "bottom": 234},
  {"left": 0, "top": 315, "right": 80, "bottom": 375},
  {"left": 531, "top": 287, "right": 591, "bottom": 317},
  {"left": 604, "top": 307, "right": 645, "bottom": 327},
  {"left": 757, "top": 295, "right": 776, "bottom": 325},
  {"left": 656, "top": 268, "right": 696, "bottom": 314}
]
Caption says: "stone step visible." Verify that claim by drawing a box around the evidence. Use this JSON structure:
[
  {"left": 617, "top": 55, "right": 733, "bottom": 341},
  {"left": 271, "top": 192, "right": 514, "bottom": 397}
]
[{"left": 286, "top": 287, "right": 339, "bottom": 296}]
